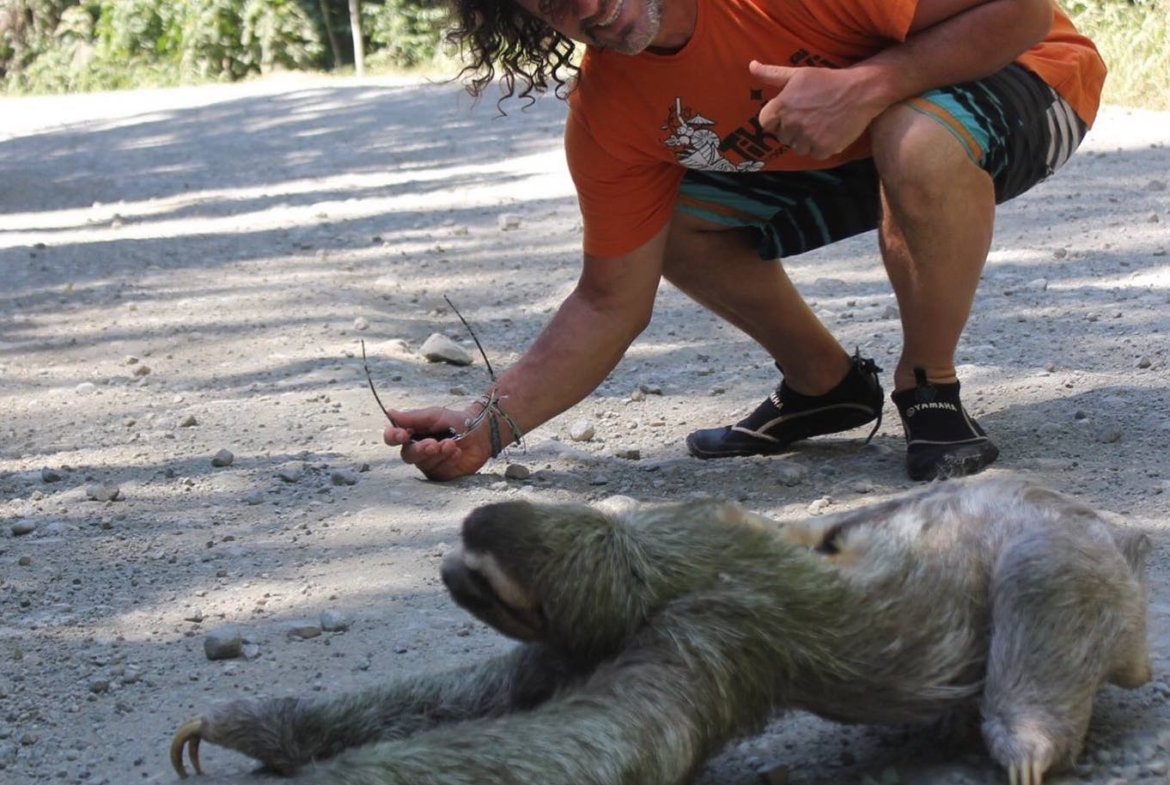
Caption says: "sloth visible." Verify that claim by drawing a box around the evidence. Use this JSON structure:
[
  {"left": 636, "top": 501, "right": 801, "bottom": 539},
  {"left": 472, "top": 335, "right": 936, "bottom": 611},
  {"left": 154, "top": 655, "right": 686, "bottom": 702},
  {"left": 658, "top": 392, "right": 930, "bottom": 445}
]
[{"left": 170, "top": 476, "right": 1152, "bottom": 785}]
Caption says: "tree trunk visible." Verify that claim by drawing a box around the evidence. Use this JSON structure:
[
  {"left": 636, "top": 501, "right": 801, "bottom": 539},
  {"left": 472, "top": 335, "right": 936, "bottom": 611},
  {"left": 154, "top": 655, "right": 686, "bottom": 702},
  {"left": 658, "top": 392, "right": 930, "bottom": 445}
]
[
  {"left": 318, "top": 0, "right": 341, "bottom": 69},
  {"left": 348, "top": 0, "right": 365, "bottom": 77}
]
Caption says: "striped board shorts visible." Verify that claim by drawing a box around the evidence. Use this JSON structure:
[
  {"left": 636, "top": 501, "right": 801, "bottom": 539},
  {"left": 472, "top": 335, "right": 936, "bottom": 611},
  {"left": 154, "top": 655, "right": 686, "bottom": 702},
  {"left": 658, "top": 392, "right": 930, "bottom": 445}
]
[{"left": 675, "top": 64, "right": 1088, "bottom": 261}]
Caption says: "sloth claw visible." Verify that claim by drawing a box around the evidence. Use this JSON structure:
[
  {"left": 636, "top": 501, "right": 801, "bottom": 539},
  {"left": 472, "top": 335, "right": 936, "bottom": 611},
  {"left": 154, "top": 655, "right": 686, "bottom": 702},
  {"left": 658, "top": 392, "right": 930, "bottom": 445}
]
[
  {"left": 1007, "top": 758, "right": 1044, "bottom": 785},
  {"left": 170, "top": 717, "right": 205, "bottom": 779}
]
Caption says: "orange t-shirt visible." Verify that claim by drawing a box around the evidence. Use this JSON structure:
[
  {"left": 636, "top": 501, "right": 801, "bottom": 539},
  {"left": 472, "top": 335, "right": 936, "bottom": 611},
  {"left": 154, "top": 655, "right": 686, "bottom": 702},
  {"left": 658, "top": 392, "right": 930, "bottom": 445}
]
[{"left": 566, "top": 0, "right": 1106, "bottom": 258}]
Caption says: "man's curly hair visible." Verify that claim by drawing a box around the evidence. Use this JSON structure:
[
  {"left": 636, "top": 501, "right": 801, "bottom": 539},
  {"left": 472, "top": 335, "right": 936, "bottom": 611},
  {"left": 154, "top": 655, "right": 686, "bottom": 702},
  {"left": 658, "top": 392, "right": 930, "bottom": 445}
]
[{"left": 445, "top": 0, "right": 581, "bottom": 103}]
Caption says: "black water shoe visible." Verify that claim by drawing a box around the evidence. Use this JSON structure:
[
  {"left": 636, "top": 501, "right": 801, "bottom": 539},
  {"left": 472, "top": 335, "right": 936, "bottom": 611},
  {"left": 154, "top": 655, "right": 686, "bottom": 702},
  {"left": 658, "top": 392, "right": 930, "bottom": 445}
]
[
  {"left": 686, "top": 353, "right": 884, "bottom": 459},
  {"left": 891, "top": 369, "right": 999, "bottom": 481}
]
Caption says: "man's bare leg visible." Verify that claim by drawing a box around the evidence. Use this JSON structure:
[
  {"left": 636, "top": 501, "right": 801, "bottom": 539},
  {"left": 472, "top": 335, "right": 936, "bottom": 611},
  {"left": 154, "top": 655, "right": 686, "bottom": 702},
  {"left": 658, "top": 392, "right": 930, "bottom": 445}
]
[
  {"left": 871, "top": 104, "right": 1000, "bottom": 479},
  {"left": 662, "top": 218, "right": 851, "bottom": 394},
  {"left": 664, "top": 218, "right": 884, "bottom": 459}
]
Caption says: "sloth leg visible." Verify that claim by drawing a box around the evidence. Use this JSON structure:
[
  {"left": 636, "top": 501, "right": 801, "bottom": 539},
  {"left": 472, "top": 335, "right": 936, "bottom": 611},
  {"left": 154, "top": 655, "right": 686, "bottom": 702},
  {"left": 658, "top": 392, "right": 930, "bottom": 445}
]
[
  {"left": 171, "top": 643, "right": 586, "bottom": 778},
  {"left": 980, "top": 533, "right": 1139, "bottom": 784}
]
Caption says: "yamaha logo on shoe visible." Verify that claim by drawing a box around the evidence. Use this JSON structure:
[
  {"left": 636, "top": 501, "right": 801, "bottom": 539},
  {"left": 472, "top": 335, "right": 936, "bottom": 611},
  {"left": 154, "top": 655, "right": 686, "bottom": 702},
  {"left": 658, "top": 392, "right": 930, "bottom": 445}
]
[{"left": 904, "top": 401, "right": 961, "bottom": 418}]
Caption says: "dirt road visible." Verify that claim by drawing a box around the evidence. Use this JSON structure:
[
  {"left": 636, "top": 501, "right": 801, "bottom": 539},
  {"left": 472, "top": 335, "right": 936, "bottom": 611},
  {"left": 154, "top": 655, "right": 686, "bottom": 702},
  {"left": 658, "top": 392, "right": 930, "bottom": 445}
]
[{"left": 1, "top": 75, "right": 1169, "bottom": 785}]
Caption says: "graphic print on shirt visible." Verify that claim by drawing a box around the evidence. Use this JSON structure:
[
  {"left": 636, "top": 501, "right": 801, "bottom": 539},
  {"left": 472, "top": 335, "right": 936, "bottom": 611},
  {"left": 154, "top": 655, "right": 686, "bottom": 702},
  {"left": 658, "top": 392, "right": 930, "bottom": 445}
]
[{"left": 661, "top": 97, "right": 766, "bottom": 173}]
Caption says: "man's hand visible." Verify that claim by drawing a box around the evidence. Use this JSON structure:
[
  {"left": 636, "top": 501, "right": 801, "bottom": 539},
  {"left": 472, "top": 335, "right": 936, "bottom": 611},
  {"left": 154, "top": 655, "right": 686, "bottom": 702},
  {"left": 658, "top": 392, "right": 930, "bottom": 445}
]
[
  {"left": 383, "top": 406, "right": 494, "bottom": 482},
  {"left": 750, "top": 60, "right": 889, "bottom": 160}
]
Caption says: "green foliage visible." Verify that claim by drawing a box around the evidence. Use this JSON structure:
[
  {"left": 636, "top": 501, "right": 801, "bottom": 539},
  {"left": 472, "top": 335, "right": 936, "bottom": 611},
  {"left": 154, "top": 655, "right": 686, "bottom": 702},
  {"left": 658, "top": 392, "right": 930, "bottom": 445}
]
[
  {"left": 3, "top": 0, "right": 326, "bottom": 93},
  {"left": 362, "top": 0, "right": 449, "bottom": 69},
  {"left": 1069, "top": 0, "right": 1170, "bottom": 110}
]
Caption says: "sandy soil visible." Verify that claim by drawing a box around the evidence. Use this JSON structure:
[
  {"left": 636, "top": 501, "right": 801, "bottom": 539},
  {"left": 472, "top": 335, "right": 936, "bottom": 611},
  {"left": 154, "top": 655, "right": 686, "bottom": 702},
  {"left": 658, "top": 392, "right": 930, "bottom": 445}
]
[{"left": 1, "top": 73, "right": 1169, "bottom": 785}]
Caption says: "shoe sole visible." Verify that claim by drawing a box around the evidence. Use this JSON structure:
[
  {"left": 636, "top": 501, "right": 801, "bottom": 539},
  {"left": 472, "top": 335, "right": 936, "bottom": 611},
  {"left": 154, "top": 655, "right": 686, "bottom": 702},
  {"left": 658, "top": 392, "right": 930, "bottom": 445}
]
[
  {"left": 686, "top": 410, "right": 881, "bottom": 460},
  {"left": 907, "top": 442, "right": 1000, "bottom": 482}
]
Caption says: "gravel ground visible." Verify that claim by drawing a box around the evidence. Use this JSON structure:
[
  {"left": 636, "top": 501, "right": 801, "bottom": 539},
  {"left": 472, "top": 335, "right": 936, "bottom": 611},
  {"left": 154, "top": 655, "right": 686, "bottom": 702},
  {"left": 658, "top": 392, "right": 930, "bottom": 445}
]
[{"left": 1, "top": 74, "right": 1169, "bottom": 785}]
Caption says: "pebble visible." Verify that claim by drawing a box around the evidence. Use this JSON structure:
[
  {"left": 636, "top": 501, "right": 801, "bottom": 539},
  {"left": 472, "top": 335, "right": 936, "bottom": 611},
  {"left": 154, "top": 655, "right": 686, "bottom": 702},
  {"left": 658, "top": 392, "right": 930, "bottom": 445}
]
[
  {"left": 353, "top": 316, "right": 370, "bottom": 331},
  {"left": 320, "top": 610, "right": 352, "bottom": 632},
  {"left": 882, "top": 305, "right": 899, "bottom": 320},
  {"left": 569, "top": 419, "right": 595, "bottom": 442},
  {"left": 504, "top": 463, "right": 531, "bottom": 480},
  {"left": 86, "top": 482, "right": 121, "bottom": 502},
  {"left": 286, "top": 621, "right": 322, "bottom": 640},
  {"left": 243, "top": 490, "right": 265, "bottom": 506},
  {"left": 132, "top": 364, "right": 151, "bottom": 377},
  {"left": 210, "top": 449, "right": 234, "bottom": 467},
  {"left": 614, "top": 448, "right": 641, "bottom": 461},
  {"left": 241, "top": 643, "right": 261, "bottom": 660},
  {"left": 1095, "top": 424, "right": 1123, "bottom": 444},
  {"left": 40, "top": 468, "right": 64, "bottom": 483},
  {"left": 419, "top": 333, "right": 473, "bottom": 366},
  {"left": 277, "top": 464, "right": 304, "bottom": 483},
  {"left": 807, "top": 496, "right": 833, "bottom": 514},
  {"left": 497, "top": 213, "right": 522, "bottom": 231},
  {"left": 775, "top": 463, "right": 808, "bottom": 487},
  {"left": 75, "top": 382, "right": 96, "bottom": 395},
  {"left": 1025, "top": 278, "right": 1048, "bottom": 292},
  {"left": 203, "top": 626, "right": 243, "bottom": 660},
  {"left": 330, "top": 469, "right": 359, "bottom": 486},
  {"left": 180, "top": 414, "right": 198, "bottom": 428},
  {"left": 10, "top": 521, "right": 37, "bottom": 536}
]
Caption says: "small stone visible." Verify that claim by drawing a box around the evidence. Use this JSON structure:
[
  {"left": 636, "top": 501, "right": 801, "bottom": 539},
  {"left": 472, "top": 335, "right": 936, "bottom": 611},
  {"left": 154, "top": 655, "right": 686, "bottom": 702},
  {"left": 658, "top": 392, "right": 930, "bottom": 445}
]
[
  {"left": 286, "top": 621, "right": 322, "bottom": 640},
  {"left": 320, "top": 610, "right": 351, "bottom": 632},
  {"left": 88, "top": 680, "right": 110, "bottom": 695},
  {"left": 775, "top": 463, "right": 808, "bottom": 487},
  {"left": 807, "top": 496, "right": 833, "bottom": 514},
  {"left": 243, "top": 490, "right": 265, "bottom": 506},
  {"left": 419, "top": 333, "right": 473, "bottom": 366},
  {"left": 241, "top": 643, "right": 261, "bottom": 660},
  {"left": 353, "top": 316, "right": 370, "bottom": 331},
  {"left": 75, "top": 382, "right": 96, "bottom": 395},
  {"left": 1148, "top": 179, "right": 1167, "bottom": 191},
  {"left": 1025, "top": 278, "right": 1048, "bottom": 292},
  {"left": 497, "top": 213, "right": 522, "bottom": 231},
  {"left": 330, "top": 469, "right": 359, "bottom": 486},
  {"left": 1053, "top": 247, "right": 1068, "bottom": 259},
  {"left": 132, "top": 364, "right": 151, "bottom": 377},
  {"left": 40, "top": 468, "right": 64, "bottom": 483},
  {"left": 882, "top": 305, "right": 899, "bottom": 320},
  {"left": 203, "top": 627, "right": 243, "bottom": 660},
  {"left": 504, "top": 463, "right": 531, "bottom": 480},
  {"left": 615, "top": 448, "right": 641, "bottom": 461},
  {"left": 18, "top": 556, "right": 32, "bottom": 566},
  {"left": 180, "top": 415, "right": 198, "bottom": 428},
  {"left": 210, "top": 449, "right": 234, "bottom": 468},
  {"left": 1095, "top": 425, "right": 1123, "bottom": 444},
  {"left": 184, "top": 609, "right": 204, "bottom": 623},
  {"left": 1137, "top": 357, "right": 1152, "bottom": 369},
  {"left": 11, "top": 521, "right": 37, "bottom": 536},
  {"left": 86, "top": 483, "right": 121, "bottom": 502},
  {"left": 277, "top": 464, "right": 304, "bottom": 483},
  {"left": 589, "top": 474, "right": 609, "bottom": 486},
  {"left": 569, "top": 419, "right": 595, "bottom": 442}
]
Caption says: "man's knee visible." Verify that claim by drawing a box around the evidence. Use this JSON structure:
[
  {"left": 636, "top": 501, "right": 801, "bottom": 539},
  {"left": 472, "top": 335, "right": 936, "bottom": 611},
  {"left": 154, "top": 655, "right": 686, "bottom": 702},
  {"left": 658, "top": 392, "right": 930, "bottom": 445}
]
[{"left": 870, "top": 105, "right": 993, "bottom": 218}]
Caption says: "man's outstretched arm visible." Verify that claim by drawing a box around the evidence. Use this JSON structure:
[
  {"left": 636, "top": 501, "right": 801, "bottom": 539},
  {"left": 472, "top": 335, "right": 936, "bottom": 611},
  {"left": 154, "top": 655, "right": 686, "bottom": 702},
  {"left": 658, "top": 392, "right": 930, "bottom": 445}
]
[{"left": 385, "top": 226, "right": 669, "bottom": 481}]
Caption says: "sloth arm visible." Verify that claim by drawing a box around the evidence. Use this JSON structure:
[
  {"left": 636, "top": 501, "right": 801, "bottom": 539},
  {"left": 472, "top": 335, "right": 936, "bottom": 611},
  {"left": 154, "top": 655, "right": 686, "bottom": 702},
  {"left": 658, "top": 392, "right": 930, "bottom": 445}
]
[
  {"left": 282, "top": 595, "right": 782, "bottom": 785},
  {"left": 173, "top": 642, "right": 588, "bottom": 776}
]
